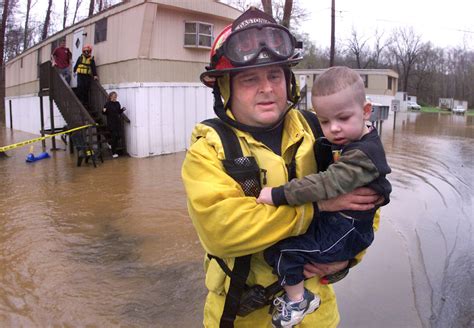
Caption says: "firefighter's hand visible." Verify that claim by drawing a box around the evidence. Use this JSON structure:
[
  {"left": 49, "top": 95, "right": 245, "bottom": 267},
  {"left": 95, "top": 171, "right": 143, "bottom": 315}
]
[
  {"left": 256, "top": 187, "right": 274, "bottom": 205},
  {"left": 303, "top": 260, "right": 349, "bottom": 279},
  {"left": 318, "top": 187, "right": 382, "bottom": 212}
]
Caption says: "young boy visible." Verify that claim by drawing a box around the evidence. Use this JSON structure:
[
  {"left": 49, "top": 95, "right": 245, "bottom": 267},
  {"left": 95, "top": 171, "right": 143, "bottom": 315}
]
[{"left": 257, "top": 66, "right": 392, "bottom": 328}]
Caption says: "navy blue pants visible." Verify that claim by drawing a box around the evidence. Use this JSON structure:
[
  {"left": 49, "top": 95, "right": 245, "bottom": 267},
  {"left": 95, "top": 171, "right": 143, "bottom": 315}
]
[{"left": 264, "top": 212, "right": 374, "bottom": 286}]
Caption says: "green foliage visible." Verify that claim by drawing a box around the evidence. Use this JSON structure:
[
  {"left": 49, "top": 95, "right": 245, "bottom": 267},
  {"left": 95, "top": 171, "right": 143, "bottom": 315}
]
[{"left": 420, "top": 107, "right": 448, "bottom": 113}]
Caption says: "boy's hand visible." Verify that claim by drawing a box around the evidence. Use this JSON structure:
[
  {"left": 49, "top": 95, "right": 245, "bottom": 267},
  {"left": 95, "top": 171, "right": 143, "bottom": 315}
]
[
  {"left": 257, "top": 187, "right": 274, "bottom": 205},
  {"left": 303, "top": 260, "right": 349, "bottom": 279}
]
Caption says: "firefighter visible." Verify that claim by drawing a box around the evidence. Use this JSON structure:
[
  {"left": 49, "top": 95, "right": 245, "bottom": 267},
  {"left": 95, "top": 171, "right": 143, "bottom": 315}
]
[
  {"left": 181, "top": 7, "right": 382, "bottom": 327},
  {"left": 73, "top": 44, "right": 98, "bottom": 108}
]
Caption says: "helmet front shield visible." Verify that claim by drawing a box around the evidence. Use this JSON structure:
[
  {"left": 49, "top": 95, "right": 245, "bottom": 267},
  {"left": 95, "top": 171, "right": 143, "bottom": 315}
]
[{"left": 224, "top": 24, "right": 296, "bottom": 66}]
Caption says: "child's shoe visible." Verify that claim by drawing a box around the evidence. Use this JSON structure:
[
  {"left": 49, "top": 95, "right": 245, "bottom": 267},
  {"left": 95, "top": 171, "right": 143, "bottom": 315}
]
[{"left": 271, "top": 288, "right": 320, "bottom": 327}]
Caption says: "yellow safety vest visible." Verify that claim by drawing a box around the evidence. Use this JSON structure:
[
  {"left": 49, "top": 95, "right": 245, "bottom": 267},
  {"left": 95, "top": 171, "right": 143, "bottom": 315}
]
[{"left": 76, "top": 55, "right": 92, "bottom": 75}]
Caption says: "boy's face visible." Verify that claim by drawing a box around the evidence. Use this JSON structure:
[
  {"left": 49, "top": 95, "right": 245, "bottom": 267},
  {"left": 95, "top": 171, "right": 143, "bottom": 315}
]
[{"left": 312, "top": 86, "right": 371, "bottom": 145}]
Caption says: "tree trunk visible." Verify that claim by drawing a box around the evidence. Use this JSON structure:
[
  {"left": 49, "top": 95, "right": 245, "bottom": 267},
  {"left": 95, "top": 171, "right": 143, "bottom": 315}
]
[
  {"left": 0, "top": 0, "right": 10, "bottom": 124},
  {"left": 0, "top": 0, "right": 10, "bottom": 65},
  {"left": 281, "top": 0, "right": 293, "bottom": 28},
  {"left": 41, "top": 0, "right": 53, "bottom": 40},
  {"left": 88, "top": 0, "right": 94, "bottom": 17},
  {"left": 73, "top": 0, "right": 82, "bottom": 24},
  {"left": 23, "top": 0, "right": 32, "bottom": 51},
  {"left": 63, "top": 0, "right": 69, "bottom": 29},
  {"left": 261, "top": 0, "right": 272, "bottom": 17}
]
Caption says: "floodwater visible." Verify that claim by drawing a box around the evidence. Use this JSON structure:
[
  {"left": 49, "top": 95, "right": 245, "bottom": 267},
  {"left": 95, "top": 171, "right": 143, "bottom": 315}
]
[{"left": 0, "top": 111, "right": 472, "bottom": 327}]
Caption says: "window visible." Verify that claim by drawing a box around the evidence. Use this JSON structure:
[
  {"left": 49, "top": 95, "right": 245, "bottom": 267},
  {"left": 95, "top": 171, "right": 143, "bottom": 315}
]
[
  {"left": 360, "top": 74, "right": 368, "bottom": 88},
  {"left": 94, "top": 18, "right": 108, "bottom": 44},
  {"left": 387, "top": 76, "right": 394, "bottom": 90},
  {"left": 184, "top": 22, "right": 213, "bottom": 48}
]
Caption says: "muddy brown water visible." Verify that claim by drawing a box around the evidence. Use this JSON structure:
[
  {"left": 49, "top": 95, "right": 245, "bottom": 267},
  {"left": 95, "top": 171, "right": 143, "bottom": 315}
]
[{"left": 0, "top": 111, "right": 472, "bottom": 327}]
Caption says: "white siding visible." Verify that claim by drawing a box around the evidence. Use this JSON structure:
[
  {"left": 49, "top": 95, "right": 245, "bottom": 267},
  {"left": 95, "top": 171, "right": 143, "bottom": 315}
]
[
  {"left": 102, "top": 82, "right": 214, "bottom": 157},
  {"left": 5, "top": 95, "right": 67, "bottom": 134},
  {"left": 4, "top": 83, "right": 215, "bottom": 158}
]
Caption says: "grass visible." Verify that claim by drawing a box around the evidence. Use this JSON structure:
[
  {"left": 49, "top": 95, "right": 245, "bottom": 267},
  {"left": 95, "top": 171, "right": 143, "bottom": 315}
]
[
  {"left": 420, "top": 106, "right": 450, "bottom": 113},
  {"left": 418, "top": 107, "right": 474, "bottom": 116}
]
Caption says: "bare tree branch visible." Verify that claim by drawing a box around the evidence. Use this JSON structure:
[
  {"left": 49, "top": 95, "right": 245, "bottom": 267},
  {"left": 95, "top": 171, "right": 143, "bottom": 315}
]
[
  {"left": 345, "top": 27, "right": 370, "bottom": 68},
  {"left": 389, "top": 27, "right": 424, "bottom": 92},
  {"left": 41, "top": 0, "right": 53, "bottom": 40}
]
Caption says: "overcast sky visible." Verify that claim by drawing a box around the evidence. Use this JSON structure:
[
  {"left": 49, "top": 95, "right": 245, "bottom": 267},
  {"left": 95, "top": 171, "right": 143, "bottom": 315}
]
[
  {"left": 298, "top": 0, "right": 473, "bottom": 49},
  {"left": 22, "top": 0, "right": 473, "bottom": 50}
]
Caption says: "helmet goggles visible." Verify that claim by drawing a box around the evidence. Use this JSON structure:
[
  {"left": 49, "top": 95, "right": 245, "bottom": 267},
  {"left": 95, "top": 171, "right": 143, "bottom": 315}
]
[{"left": 223, "top": 23, "right": 296, "bottom": 66}]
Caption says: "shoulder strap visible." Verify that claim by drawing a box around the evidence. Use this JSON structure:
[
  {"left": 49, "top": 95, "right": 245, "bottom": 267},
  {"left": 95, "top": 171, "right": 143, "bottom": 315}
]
[
  {"left": 201, "top": 118, "right": 243, "bottom": 158},
  {"left": 298, "top": 110, "right": 333, "bottom": 172},
  {"left": 201, "top": 118, "right": 252, "bottom": 327}
]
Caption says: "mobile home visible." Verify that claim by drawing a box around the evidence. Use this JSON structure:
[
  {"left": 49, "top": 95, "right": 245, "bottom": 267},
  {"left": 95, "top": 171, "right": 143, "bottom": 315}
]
[{"left": 4, "top": 0, "right": 241, "bottom": 157}]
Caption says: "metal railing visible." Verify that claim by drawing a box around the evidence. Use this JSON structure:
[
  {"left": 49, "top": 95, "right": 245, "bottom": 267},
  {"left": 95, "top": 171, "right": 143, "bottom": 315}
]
[
  {"left": 39, "top": 61, "right": 130, "bottom": 157},
  {"left": 90, "top": 79, "right": 130, "bottom": 123},
  {"left": 40, "top": 61, "right": 95, "bottom": 128},
  {"left": 39, "top": 61, "right": 100, "bottom": 162}
]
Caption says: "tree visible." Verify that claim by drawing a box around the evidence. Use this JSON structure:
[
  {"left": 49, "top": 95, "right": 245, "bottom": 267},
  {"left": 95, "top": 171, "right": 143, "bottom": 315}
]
[
  {"left": 1, "top": 0, "right": 11, "bottom": 63},
  {"left": 88, "top": 0, "right": 94, "bottom": 17},
  {"left": 22, "top": 0, "right": 33, "bottom": 50},
  {"left": 261, "top": 0, "right": 272, "bottom": 16},
  {"left": 0, "top": 0, "right": 11, "bottom": 123},
  {"left": 72, "top": 0, "right": 83, "bottom": 25},
  {"left": 280, "top": 0, "right": 292, "bottom": 28},
  {"left": 345, "top": 27, "right": 370, "bottom": 69},
  {"left": 369, "top": 29, "right": 389, "bottom": 69},
  {"left": 41, "top": 0, "right": 53, "bottom": 40},
  {"left": 222, "top": 0, "right": 305, "bottom": 30},
  {"left": 296, "top": 32, "right": 329, "bottom": 69},
  {"left": 388, "top": 27, "right": 424, "bottom": 92},
  {"left": 63, "top": 0, "right": 69, "bottom": 29}
]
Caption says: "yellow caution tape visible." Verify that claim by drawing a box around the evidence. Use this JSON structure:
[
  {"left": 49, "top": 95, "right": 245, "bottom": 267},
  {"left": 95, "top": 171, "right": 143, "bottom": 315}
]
[{"left": 0, "top": 124, "right": 96, "bottom": 152}]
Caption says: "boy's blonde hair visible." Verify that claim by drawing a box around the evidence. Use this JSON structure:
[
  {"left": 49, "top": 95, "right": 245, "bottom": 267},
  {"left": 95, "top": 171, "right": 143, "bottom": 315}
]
[{"left": 312, "top": 66, "right": 366, "bottom": 106}]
